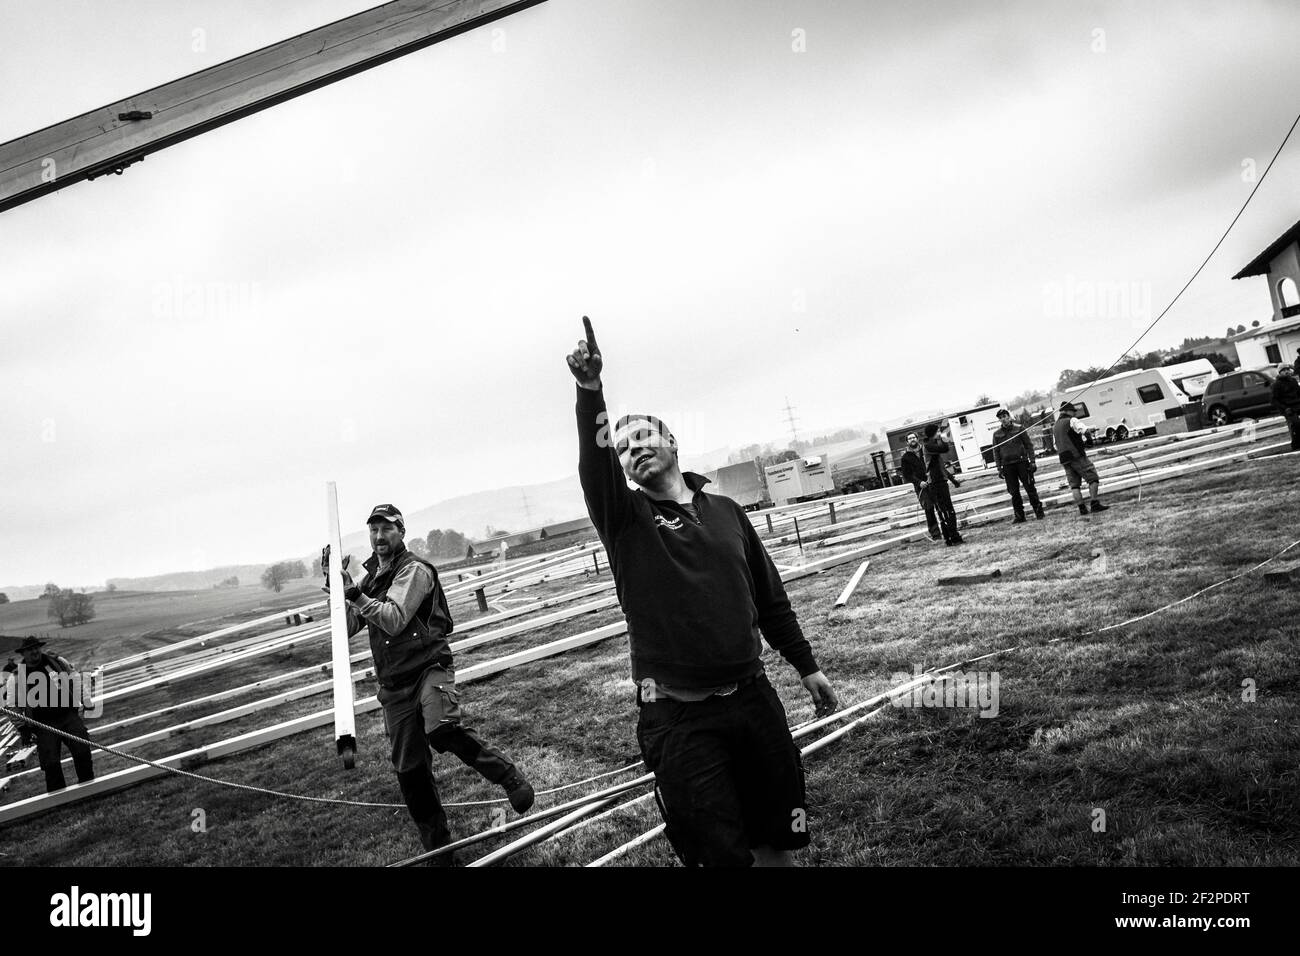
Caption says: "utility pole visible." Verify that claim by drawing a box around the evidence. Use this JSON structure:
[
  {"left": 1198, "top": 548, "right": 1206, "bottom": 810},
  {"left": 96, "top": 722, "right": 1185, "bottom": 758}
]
[
  {"left": 782, "top": 396, "right": 801, "bottom": 447},
  {"left": 520, "top": 489, "right": 534, "bottom": 527}
]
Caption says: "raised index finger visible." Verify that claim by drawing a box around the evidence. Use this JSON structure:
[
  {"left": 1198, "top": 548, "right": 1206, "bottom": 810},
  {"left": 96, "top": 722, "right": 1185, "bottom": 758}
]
[{"left": 582, "top": 315, "right": 599, "bottom": 354}]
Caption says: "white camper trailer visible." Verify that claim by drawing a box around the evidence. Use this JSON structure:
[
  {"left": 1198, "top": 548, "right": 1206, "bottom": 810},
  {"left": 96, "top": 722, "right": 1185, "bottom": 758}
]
[
  {"left": 944, "top": 405, "right": 1005, "bottom": 472},
  {"left": 764, "top": 456, "right": 835, "bottom": 505},
  {"left": 1072, "top": 366, "right": 1195, "bottom": 442},
  {"left": 1159, "top": 358, "right": 1218, "bottom": 400}
]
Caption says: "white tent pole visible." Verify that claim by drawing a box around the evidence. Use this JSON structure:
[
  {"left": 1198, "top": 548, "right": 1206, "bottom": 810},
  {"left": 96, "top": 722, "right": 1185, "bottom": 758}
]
[{"left": 326, "top": 482, "right": 357, "bottom": 770}]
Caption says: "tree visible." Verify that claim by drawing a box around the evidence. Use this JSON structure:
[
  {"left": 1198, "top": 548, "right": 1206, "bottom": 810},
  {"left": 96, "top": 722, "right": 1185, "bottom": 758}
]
[
  {"left": 261, "top": 564, "right": 288, "bottom": 593},
  {"left": 442, "top": 530, "right": 468, "bottom": 559},
  {"left": 311, "top": 556, "right": 321, "bottom": 576},
  {"left": 106, "top": 582, "right": 117, "bottom": 592},
  {"left": 48, "top": 588, "right": 95, "bottom": 627},
  {"left": 974, "top": 393, "right": 994, "bottom": 406},
  {"left": 0, "top": 593, "right": 8, "bottom": 604},
  {"left": 41, "top": 582, "right": 59, "bottom": 600},
  {"left": 408, "top": 537, "right": 429, "bottom": 558},
  {"left": 1236, "top": 324, "right": 1246, "bottom": 334},
  {"left": 426, "top": 529, "right": 445, "bottom": 557}
]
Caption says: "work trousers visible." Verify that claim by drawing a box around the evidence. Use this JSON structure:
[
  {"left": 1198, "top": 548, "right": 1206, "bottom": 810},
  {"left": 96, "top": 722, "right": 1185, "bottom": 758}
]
[
  {"left": 33, "top": 710, "right": 95, "bottom": 793},
  {"left": 1002, "top": 460, "right": 1042, "bottom": 518},
  {"left": 379, "top": 666, "right": 518, "bottom": 852},
  {"left": 913, "top": 484, "right": 940, "bottom": 538},
  {"left": 930, "top": 479, "right": 960, "bottom": 543}
]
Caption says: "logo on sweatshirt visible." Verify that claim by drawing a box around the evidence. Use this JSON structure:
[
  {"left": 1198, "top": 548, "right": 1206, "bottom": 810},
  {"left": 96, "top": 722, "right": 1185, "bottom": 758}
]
[{"left": 653, "top": 514, "right": 683, "bottom": 531}]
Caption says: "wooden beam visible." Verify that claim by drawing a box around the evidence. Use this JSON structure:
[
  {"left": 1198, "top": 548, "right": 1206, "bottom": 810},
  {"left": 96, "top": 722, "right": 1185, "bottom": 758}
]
[
  {"left": 0, "top": 0, "right": 549, "bottom": 214},
  {"left": 90, "top": 582, "right": 618, "bottom": 736},
  {"left": 100, "top": 599, "right": 327, "bottom": 672},
  {"left": 0, "top": 618, "right": 627, "bottom": 824},
  {"left": 937, "top": 569, "right": 1003, "bottom": 586},
  {"left": 832, "top": 560, "right": 870, "bottom": 608},
  {"left": 451, "top": 596, "right": 621, "bottom": 652}
]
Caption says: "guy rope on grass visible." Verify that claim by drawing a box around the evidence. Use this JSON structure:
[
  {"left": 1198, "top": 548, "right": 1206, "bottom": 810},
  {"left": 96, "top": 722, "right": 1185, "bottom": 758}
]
[{"left": 0, "top": 702, "right": 648, "bottom": 813}]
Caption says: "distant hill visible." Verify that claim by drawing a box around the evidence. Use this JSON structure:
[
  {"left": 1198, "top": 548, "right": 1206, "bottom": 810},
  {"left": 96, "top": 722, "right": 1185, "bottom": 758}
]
[
  {"left": 106, "top": 564, "right": 271, "bottom": 593},
  {"left": 340, "top": 473, "right": 589, "bottom": 555}
]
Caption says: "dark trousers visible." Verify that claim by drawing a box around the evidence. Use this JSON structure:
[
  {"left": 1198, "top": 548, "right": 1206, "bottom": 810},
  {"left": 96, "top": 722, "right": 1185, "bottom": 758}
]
[
  {"left": 379, "top": 666, "right": 517, "bottom": 852},
  {"left": 913, "top": 484, "right": 940, "bottom": 538},
  {"left": 34, "top": 710, "right": 95, "bottom": 793},
  {"left": 1002, "top": 460, "right": 1043, "bottom": 518},
  {"left": 636, "top": 673, "right": 808, "bottom": 867},
  {"left": 930, "top": 479, "right": 961, "bottom": 542},
  {"left": 1287, "top": 413, "right": 1300, "bottom": 451}
]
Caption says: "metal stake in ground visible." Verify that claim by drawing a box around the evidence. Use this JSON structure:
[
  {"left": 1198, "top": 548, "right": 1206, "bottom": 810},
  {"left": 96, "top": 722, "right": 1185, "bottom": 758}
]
[{"left": 326, "top": 482, "right": 357, "bottom": 770}]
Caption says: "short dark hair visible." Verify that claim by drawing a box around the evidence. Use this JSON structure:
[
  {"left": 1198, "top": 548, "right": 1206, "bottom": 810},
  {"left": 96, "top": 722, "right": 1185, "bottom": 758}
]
[
  {"left": 996, "top": 408, "right": 1011, "bottom": 418},
  {"left": 924, "top": 423, "right": 940, "bottom": 438}
]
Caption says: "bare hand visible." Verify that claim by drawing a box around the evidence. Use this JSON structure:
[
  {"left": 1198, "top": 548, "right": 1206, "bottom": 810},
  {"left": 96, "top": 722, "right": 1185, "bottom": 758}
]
[
  {"left": 566, "top": 316, "right": 603, "bottom": 390},
  {"left": 801, "top": 671, "right": 839, "bottom": 717}
]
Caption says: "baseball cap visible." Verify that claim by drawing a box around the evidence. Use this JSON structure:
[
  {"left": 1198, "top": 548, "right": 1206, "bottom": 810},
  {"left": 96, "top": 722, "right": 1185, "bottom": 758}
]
[
  {"left": 367, "top": 504, "right": 405, "bottom": 530},
  {"left": 996, "top": 408, "right": 1011, "bottom": 417},
  {"left": 1059, "top": 401, "right": 1076, "bottom": 411}
]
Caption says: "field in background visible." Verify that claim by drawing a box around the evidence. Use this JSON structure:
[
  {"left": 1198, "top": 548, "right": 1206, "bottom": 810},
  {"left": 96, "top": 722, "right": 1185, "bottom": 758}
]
[
  {"left": 3, "top": 454, "right": 1297, "bottom": 866},
  {"left": 0, "top": 580, "right": 323, "bottom": 663}
]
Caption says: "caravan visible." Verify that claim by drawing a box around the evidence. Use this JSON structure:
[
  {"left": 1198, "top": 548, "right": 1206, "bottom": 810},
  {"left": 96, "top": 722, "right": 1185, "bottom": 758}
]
[
  {"left": 1071, "top": 366, "right": 1199, "bottom": 442},
  {"left": 1159, "top": 358, "right": 1218, "bottom": 400}
]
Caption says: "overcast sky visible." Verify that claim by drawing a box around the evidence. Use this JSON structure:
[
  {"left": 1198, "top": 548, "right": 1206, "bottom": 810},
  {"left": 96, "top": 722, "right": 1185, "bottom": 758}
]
[{"left": 2, "top": 0, "right": 1298, "bottom": 587}]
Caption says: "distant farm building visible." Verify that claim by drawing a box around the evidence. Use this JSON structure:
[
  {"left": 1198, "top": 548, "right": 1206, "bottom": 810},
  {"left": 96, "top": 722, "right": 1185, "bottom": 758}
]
[{"left": 465, "top": 515, "right": 595, "bottom": 559}]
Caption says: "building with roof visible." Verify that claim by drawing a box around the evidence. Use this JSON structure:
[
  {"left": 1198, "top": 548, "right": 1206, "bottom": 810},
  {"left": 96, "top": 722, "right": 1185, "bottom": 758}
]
[
  {"left": 1232, "top": 217, "right": 1300, "bottom": 368},
  {"left": 465, "top": 515, "right": 596, "bottom": 559}
]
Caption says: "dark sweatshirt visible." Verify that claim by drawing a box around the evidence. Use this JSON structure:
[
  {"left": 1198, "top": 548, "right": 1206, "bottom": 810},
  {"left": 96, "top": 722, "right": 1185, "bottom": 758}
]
[
  {"left": 1272, "top": 375, "right": 1300, "bottom": 415},
  {"left": 575, "top": 386, "right": 819, "bottom": 687},
  {"left": 992, "top": 424, "right": 1036, "bottom": 469},
  {"left": 900, "top": 449, "right": 927, "bottom": 488}
]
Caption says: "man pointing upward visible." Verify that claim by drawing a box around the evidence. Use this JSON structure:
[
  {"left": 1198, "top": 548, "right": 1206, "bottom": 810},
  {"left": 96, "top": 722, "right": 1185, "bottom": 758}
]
[{"left": 567, "top": 316, "right": 838, "bottom": 867}]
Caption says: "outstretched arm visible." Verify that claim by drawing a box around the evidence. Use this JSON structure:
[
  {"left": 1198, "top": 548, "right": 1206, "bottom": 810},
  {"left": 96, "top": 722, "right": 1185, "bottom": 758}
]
[{"left": 569, "top": 316, "right": 634, "bottom": 540}]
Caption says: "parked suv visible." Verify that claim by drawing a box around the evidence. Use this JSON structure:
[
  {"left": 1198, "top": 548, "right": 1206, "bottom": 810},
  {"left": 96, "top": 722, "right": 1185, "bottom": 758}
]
[{"left": 1201, "top": 365, "right": 1283, "bottom": 426}]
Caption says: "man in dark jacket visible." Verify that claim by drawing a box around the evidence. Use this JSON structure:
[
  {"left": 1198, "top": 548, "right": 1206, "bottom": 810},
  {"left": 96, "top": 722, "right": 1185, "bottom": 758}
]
[
  {"left": 567, "top": 317, "right": 838, "bottom": 867},
  {"left": 323, "top": 504, "right": 533, "bottom": 862},
  {"left": 992, "top": 409, "right": 1044, "bottom": 523},
  {"left": 1272, "top": 364, "right": 1300, "bottom": 450},
  {"left": 1, "top": 637, "right": 95, "bottom": 792},
  {"left": 923, "top": 423, "right": 964, "bottom": 545},
  {"left": 900, "top": 432, "right": 941, "bottom": 540}
]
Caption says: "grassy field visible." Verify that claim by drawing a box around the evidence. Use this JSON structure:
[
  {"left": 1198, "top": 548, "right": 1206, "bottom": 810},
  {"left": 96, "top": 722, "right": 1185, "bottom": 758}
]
[
  {"left": 0, "top": 579, "right": 325, "bottom": 664},
  {"left": 3, "top": 454, "right": 1297, "bottom": 867}
]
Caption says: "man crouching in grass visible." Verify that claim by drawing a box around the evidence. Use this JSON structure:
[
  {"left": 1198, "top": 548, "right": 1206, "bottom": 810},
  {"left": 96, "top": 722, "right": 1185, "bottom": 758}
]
[{"left": 566, "top": 316, "right": 839, "bottom": 867}]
